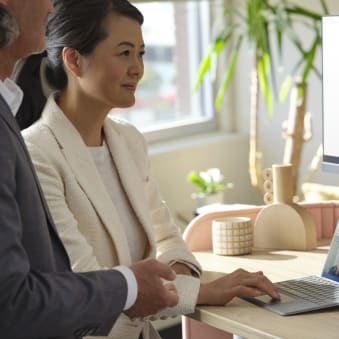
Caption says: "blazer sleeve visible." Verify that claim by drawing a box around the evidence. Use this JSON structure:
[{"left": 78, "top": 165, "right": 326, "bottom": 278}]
[
  {"left": 146, "top": 171, "right": 202, "bottom": 316},
  {"left": 0, "top": 121, "right": 127, "bottom": 337},
  {"left": 139, "top": 140, "right": 201, "bottom": 270},
  {"left": 132, "top": 131, "right": 203, "bottom": 316}
]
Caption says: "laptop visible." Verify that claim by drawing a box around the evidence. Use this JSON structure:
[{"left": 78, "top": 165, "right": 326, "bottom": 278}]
[{"left": 241, "top": 221, "right": 339, "bottom": 316}]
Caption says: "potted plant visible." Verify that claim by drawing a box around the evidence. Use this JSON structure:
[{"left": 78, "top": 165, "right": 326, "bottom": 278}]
[
  {"left": 194, "top": 0, "right": 328, "bottom": 198},
  {"left": 187, "top": 168, "right": 233, "bottom": 208}
]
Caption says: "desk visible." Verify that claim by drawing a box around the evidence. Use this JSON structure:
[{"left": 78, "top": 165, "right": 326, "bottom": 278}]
[{"left": 184, "top": 241, "right": 339, "bottom": 339}]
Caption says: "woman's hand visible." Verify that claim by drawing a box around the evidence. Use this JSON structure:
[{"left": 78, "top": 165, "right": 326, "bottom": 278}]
[{"left": 197, "top": 268, "right": 280, "bottom": 305}]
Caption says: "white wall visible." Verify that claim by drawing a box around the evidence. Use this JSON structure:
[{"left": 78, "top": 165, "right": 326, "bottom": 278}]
[
  {"left": 149, "top": 0, "right": 339, "bottom": 225},
  {"left": 149, "top": 133, "right": 260, "bottom": 221}
]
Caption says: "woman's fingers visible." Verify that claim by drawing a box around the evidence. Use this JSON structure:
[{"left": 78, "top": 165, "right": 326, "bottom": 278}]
[
  {"left": 233, "top": 272, "right": 280, "bottom": 300},
  {"left": 197, "top": 268, "right": 280, "bottom": 306}
]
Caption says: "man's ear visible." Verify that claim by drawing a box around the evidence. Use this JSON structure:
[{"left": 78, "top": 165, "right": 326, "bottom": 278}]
[{"left": 62, "top": 47, "right": 82, "bottom": 77}]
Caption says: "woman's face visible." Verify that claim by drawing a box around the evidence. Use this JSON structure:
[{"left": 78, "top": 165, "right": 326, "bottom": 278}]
[{"left": 76, "top": 14, "right": 144, "bottom": 109}]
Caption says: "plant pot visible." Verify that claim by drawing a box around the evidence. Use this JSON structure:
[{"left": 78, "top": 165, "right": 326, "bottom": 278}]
[{"left": 191, "top": 191, "right": 224, "bottom": 209}]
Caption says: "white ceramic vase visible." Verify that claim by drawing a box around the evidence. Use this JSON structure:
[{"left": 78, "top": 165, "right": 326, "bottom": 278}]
[{"left": 191, "top": 191, "right": 224, "bottom": 209}]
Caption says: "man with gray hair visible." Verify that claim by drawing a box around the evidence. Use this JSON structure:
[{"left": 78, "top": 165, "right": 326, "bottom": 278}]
[
  {"left": 0, "top": 1, "right": 178, "bottom": 338},
  {"left": 0, "top": 3, "right": 18, "bottom": 48}
]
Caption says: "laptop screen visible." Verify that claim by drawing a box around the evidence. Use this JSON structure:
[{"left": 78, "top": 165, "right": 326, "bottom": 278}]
[{"left": 322, "top": 222, "right": 339, "bottom": 282}]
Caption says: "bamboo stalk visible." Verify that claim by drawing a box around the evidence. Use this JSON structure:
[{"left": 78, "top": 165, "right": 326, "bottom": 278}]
[
  {"left": 249, "top": 63, "right": 263, "bottom": 194},
  {"left": 282, "top": 79, "right": 312, "bottom": 197}
]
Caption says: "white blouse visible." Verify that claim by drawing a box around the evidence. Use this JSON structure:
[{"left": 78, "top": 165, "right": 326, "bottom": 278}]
[{"left": 88, "top": 140, "right": 147, "bottom": 262}]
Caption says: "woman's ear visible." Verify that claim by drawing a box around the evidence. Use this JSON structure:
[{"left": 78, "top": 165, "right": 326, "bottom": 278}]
[{"left": 62, "top": 47, "right": 82, "bottom": 77}]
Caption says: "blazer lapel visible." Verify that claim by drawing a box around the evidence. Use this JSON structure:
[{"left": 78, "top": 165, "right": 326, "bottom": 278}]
[
  {"left": 0, "top": 96, "right": 68, "bottom": 253},
  {"left": 41, "top": 96, "right": 131, "bottom": 265},
  {"left": 104, "top": 120, "right": 155, "bottom": 256}
]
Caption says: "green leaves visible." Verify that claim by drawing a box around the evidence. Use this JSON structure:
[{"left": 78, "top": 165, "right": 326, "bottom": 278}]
[
  {"left": 279, "top": 75, "right": 293, "bottom": 103},
  {"left": 194, "top": 0, "right": 278, "bottom": 113},
  {"left": 187, "top": 171, "right": 209, "bottom": 193},
  {"left": 257, "top": 52, "right": 273, "bottom": 116},
  {"left": 215, "top": 36, "right": 243, "bottom": 110},
  {"left": 194, "top": 25, "right": 235, "bottom": 92},
  {"left": 187, "top": 168, "right": 232, "bottom": 195},
  {"left": 194, "top": 0, "right": 327, "bottom": 114}
]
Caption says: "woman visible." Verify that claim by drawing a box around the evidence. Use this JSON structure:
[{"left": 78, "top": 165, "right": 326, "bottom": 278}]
[{"left": 23, "top": 0, "right": 279, "bottom": 338}]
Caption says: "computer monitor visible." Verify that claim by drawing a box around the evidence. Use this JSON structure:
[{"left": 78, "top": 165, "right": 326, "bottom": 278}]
[{"left": 322, "top": 15, "right": 339, "bottom": 172}]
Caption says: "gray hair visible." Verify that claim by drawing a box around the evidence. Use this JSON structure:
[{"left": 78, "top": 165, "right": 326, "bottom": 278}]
[{"left": 0, "top": 4, "right": 19, "bottom": 49}]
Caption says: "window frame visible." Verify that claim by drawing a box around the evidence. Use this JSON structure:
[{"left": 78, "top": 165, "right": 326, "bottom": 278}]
[{"left": 130, "top": 0, "right": 218, "bottom": 144}]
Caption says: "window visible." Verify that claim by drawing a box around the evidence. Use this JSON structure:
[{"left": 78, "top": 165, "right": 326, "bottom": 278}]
[{"left": 113, "top": 1, "right": 215, "bottom": 142}]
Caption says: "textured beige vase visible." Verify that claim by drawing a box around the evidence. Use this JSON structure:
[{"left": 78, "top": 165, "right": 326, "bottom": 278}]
[{"left": 212, "top": 217, "right": 252, "bottom": 256}]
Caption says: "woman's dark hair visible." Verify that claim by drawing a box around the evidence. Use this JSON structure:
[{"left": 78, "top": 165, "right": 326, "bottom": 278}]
[{"left": 45, "top": 0, "right": 144, "bottom": 90}]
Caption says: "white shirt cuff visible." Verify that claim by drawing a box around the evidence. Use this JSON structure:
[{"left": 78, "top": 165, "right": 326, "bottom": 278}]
[{"left": 114, "top": 265, "right": 138, "bottom": 311}]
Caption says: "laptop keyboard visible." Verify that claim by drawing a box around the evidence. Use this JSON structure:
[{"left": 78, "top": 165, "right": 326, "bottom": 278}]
[{"left": 276, "top": 275, "right": 339, "bottom": 305}]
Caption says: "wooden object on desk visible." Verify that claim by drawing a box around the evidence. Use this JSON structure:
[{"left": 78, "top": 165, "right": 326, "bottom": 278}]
[
  {"left": 183, "top": 201, "right": 339, "bottom": 252},
  {"left": 254, "top": 164, "right": 317, "bottom": 250},
  {"left": 254, "top": 203, "right": 317, "bottom": 250},
  {"left": 184, "top": 244, "right": 337, "bottom": 339},
  {"left": 272, "top": 164, "right": 294, "bottom": 203}
]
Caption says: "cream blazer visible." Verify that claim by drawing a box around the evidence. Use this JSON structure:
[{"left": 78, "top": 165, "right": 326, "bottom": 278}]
[{"left": 22, "top": 94, "right": 201, "bottom": 339}]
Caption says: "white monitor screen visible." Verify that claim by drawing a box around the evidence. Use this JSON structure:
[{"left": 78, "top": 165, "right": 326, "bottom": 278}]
[{"left": 322, "top": 16, "right": 339, "bottom": 171}]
